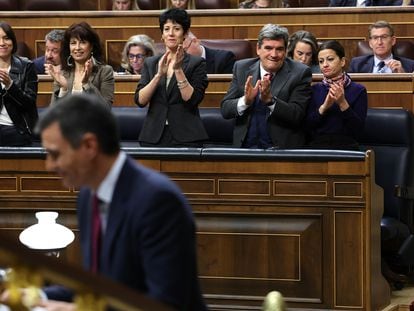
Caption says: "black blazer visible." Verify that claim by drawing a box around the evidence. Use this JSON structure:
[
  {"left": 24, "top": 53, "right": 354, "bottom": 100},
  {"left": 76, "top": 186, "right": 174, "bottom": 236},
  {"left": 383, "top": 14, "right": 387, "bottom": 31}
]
[
  {"left": 1, "top": 55, "right": 38, "bottom": 136},
  {"left": 348, "top": 54, "right": 414, "bottom": 73},
  {"left": 204, "top": 46, "right": 236, "bottom": 74},
  {"left": 135, "top": 53, "right": 209, "bottom": 144}
]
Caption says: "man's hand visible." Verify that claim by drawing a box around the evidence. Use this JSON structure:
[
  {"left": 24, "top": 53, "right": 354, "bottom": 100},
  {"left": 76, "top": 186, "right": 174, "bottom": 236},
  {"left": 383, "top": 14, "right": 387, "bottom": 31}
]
[
  {"left": 386, "top": 59, "right": 405, "bottom": 73},
  {"left": 259, "top": 74, "right": 272, "bottom": 104},
  {"left": 244, "top": 75, "right": 260, "bottom": 105}
]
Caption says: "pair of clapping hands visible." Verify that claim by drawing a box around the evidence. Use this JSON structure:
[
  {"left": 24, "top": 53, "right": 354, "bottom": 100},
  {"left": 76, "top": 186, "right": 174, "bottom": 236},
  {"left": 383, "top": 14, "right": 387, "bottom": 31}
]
[
  {"left": 44, "top": 57, "right": 95, "bottom": 90},
  {"left": 244, "top": 74, "right": 273, "bottom": 106}
]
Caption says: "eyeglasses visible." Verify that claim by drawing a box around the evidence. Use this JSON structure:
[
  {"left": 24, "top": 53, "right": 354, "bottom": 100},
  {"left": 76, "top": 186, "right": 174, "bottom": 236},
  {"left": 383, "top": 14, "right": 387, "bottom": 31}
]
[
  {"left": 128, "top": 53, "right": 145, "bottom": 60},
  {"left": 370, "top": 35, "right": 391, "bottom": 41}
]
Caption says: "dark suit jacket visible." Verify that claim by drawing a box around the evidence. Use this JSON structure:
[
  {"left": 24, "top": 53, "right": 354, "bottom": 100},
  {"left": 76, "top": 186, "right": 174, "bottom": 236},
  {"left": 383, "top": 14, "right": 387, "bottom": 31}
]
[
  {"left": 330, "top": 0, "right": 402, "bottom": 5},
  {"left": 33, "top": 56, "right": 45, "bottom": 74},
  {"left": 348, "top": 54, "right": 414, "bottom": 73},
  {"left": 45, "top": 157, "right": 206, "bottom": 310},
  {"left": 204, "top": 46, "right": 236, "bottom": 74},
  {"left": 134, "top": 53, "right": 209, "bottom": 144},
  {"left": 221, "top": 57, "right": 312, "bottom": 148},
  {"left": 78, "top": 157, "right": 206, "bottom": 310}
]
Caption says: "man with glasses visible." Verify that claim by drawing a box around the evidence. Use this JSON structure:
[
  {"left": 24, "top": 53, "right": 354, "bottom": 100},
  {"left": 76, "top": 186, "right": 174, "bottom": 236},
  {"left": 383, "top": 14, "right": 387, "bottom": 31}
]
[{"left": 349, "top": 20, "right": 414, "bottom": 73}]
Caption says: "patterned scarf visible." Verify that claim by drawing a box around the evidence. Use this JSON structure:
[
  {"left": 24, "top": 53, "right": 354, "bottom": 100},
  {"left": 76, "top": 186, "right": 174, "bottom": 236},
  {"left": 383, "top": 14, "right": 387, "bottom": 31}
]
[{"left": 322, "top": 72, "right": 352, "bottom": 88}]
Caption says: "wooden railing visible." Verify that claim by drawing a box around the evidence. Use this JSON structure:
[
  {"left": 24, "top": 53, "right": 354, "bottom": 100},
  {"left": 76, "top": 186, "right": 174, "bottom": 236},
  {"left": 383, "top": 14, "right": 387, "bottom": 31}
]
[
  {"left": 0, "top": 231, "right": 173, "bottom": 311},
  {"left": 37, "top": 73, "right": 414, "bottom": 111},
  {"left": 0, "top": 147, "right": 390, "bottom": 310}
]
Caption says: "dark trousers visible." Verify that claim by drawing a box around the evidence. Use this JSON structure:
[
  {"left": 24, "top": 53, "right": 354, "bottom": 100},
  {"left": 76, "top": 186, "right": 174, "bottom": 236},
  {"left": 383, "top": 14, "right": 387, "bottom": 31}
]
[{"left": 0, "top": 125, "right": 31, "bottom": 146}]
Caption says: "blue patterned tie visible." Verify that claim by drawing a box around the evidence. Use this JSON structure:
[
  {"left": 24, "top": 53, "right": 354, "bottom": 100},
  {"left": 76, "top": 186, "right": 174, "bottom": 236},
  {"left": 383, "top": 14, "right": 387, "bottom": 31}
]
[{"left": 377, "top": 61, "right": 385, "bottom": 73}]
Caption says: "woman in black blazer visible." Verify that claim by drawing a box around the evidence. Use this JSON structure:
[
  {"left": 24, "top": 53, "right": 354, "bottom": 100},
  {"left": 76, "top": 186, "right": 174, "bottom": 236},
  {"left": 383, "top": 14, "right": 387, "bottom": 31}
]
[
  {"left": 134, "top": 8, "right": 208, "bottom": 147},
  {"left": 0, "top": 21, "right": 38, "bottom": 146}
]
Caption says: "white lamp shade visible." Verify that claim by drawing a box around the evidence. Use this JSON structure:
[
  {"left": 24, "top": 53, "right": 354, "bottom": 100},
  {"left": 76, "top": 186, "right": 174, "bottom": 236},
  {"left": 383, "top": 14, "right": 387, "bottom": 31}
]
[{"left": 19, "top": 211, "right": 75, "bottom": 250}]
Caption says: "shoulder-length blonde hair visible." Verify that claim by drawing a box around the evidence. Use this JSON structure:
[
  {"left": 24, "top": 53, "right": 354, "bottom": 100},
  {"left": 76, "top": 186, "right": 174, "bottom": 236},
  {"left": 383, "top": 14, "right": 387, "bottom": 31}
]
[
  {"left": 166, "top": 0, "right": 195, "bottom": 9},
  {"left": 121, "top": 34, "right": 156, "bottom": 73},
  {"left": 112, "top": 0, "right": 139, "bottom": 10}
]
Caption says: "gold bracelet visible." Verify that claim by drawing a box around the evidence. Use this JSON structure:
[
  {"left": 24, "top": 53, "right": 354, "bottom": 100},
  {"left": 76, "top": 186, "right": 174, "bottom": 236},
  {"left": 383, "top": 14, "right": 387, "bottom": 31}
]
[
  {"left": 177, "top": 81, "right": 189, "bottom": 89},
  {"left": 177, "top": 79, "right": 189, "bottom": 89},
  {"left": 177, "top": 79, "right": 188, "bottom": 85}
]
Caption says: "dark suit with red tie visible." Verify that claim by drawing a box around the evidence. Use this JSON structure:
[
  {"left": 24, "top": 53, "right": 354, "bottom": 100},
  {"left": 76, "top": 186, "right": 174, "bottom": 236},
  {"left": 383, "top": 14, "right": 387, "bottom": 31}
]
[
  {"left": 79, "top": 156, "right": 206, "bottom": 310},
  {"left": 221, "top": 57, "right": 312, "bottom": 148},
  {"left": 46, "top": 156, "right": 207, "bottom": 310}
]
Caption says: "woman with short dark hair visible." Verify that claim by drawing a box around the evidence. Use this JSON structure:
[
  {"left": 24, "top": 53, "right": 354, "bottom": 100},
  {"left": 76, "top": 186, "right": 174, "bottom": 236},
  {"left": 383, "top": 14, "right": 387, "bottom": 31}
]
[{"left": 135, "top": 8, "right": 208, "bottom": 147}]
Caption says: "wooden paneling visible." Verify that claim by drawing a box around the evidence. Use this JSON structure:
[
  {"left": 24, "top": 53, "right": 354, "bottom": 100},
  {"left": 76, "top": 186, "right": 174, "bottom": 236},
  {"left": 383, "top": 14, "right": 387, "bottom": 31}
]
[
  {"left": 0, "top": 149, "right": 390, "bottom": 310},
  {"left": 4, "top": 7, "right": 414, "bottom": 66}
]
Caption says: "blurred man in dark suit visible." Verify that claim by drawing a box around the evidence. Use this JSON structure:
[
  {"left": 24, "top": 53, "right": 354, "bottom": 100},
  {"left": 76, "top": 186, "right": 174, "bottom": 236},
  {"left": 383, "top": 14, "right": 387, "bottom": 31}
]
[{"left": 36, "top": 93, "right": 207, "bottom": 311}]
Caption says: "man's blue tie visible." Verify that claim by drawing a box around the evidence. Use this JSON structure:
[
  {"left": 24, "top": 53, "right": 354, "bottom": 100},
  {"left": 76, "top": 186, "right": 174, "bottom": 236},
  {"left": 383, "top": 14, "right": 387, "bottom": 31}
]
[{"left": 377, "top": 61, "right": 385, "bottom": 73}]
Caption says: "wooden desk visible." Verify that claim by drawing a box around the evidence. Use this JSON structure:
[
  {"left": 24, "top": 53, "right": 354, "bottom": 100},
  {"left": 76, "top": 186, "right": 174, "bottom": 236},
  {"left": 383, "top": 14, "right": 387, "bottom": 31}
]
[
  {"left": 38, "top": 73, "right": 414, "bottom": 111},
  {"left": 0, "top": 148, "right": 390, "bottom": 310}
]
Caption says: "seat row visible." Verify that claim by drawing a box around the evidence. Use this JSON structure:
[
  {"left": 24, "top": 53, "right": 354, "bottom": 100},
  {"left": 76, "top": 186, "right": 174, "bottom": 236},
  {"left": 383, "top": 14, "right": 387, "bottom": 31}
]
[{"left": 0, "top": 0, "right": 80, "bottom": 10}]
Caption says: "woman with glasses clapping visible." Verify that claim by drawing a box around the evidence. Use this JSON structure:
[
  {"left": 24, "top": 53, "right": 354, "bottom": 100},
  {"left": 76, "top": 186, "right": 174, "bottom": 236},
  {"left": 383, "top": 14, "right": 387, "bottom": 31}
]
[{"left": 119, "top": 34, "right": 156, "bottom": 75}]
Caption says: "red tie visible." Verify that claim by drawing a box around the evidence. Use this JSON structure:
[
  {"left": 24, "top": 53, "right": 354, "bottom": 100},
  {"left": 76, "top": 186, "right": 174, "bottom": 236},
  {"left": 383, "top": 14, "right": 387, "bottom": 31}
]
[
  {"left": 264, "top": 72, "right": 273, "bottom": 81},
  {"left": 91, "top": 194, "right": 101, "bottom": 273}
]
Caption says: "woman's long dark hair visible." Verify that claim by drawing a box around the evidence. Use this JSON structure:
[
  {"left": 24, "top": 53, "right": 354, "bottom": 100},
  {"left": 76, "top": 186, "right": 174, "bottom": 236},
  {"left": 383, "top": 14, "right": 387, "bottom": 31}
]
[{"left": 60, "top": 21, "right": 103, "bottom": 71}]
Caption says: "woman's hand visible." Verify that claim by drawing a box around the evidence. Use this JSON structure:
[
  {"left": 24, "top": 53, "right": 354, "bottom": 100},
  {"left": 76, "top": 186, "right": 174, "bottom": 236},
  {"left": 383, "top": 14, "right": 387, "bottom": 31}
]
[
  {"left": 319, "top": 87, "right": 336, "bottom": 115},
  {"left": 157, "top": 51, "right": 171, "bottom": 77},
  {"left": 329, "top": 83, "right": 345, "bottom": 103},
  {"left": 81, "top": 58, "right": 94, "bottom": 84},
  {"left": 172, "top": 44, "right": 184, "bottom": 70},
  {"left": 319, "top": 82, "right": 349, "bottom": 114},
  {"left": 0, "top": 69, "right": 12, "bottom": 89},
  {"left": 46, "top": 64, "right": 68, "bottom": 90},
  {"left": 329, "top": 82, "right": 349, "bottom": 111}
]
